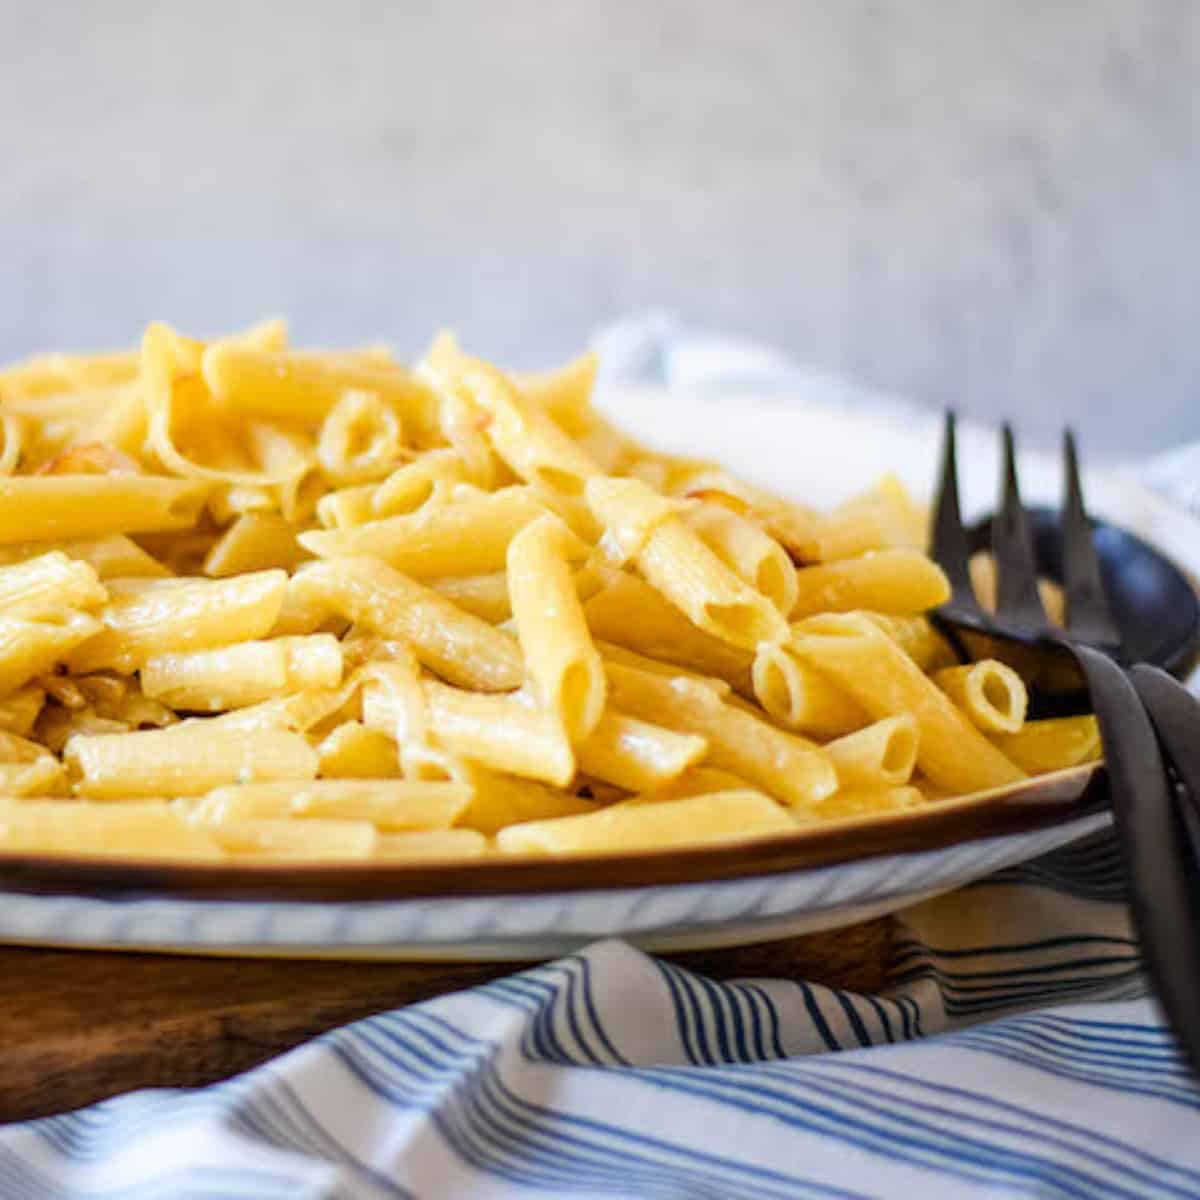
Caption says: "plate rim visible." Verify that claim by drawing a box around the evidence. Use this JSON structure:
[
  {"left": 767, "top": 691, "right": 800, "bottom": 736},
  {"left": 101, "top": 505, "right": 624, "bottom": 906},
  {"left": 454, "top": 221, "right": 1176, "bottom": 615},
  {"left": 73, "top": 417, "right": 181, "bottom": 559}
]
[{"left": 0, "top": 764, "right": 1104, "bottom": 903}]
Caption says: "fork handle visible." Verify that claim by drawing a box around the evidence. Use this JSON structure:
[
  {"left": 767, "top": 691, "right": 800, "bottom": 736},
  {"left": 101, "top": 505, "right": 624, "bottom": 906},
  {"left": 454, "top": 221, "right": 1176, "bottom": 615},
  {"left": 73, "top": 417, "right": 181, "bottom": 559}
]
[{"left": 1070, "top": 646, "right": 1200, "bottom": 1075}]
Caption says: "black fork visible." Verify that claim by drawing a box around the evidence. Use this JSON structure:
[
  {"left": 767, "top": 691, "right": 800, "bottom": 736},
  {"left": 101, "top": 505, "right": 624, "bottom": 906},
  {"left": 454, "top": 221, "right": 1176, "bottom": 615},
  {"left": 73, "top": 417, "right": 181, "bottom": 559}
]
[{"left": 932, "top": 413, "right": 1200, "bottom": 1076}]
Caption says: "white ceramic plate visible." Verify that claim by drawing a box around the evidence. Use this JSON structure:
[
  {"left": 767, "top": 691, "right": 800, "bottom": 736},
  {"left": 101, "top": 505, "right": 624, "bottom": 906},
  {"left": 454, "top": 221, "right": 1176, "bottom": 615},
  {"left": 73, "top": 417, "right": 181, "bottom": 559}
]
[{"left": 2, "top": 389, "right": 1190, "bottom": 960}]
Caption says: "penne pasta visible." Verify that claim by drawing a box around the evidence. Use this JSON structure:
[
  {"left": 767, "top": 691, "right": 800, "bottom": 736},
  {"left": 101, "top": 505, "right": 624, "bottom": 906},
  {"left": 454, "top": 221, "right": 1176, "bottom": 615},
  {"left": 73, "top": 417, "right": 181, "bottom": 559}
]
[
  {"left": 141, "top": 635, "right": 343, "bottom": 712},
  {"left": 750, "top": 642, "right": 866, "bottom": 737},
  {"left": 299, "top": 485, "right": 586, "bottom": 578},
  {"left": 203, "top": 513, "right": 305, "bottom": 577},
  {"left": 583, "top": 570, "right": 754, "bottom": 693},
  {"left": 790, "top": 613, "right": 1025, "bottom": 793},
  {"left": 791, "top": 549, "right": 951, "bottom": 618},
  {"left": 429, "top": 341, "right": 601, "bottom": 497},
  {"left": 453, "top": 761, "right": 597, "bottom": 835},
  {"left": 683, "top": 502, "right": 799, "bottom": 618},
  {"left": 68, "top": 570, "right": 288, "bottom": 674},
  {"left": 0, "top": 799, "right": 224, "bottom": 860},
  {"left": 202, "top": 344, "right": 439, "bottom": 436},
  {"left": 497, "top": 790, "right": 794, "bottom": 855},
  {"left": 992, "top": 716, "right": 1102, "bottom": 774},
  {"left": 0, "top": 552, "right": 107, "bottom": 619},
  {"left": 513, "top": 351, "right": 598, "bottom": 437},
  {"left": 316, "top": 390, "right": 403, "bottom": 484},
  {"left": 0, "top": 476, "right": 210, "bottom": 544},
  {"left": 934, "top": 660, "right": 1028, "bottom": 735},
  {"left": 428, "top": 572, "right": 512, "bottom": 624},
  {"left": 422, "top": 680, "right": 574, "bottom": 787},
  {"left": 810, "top": 785, "right": 925, "bottom": 822},
  {"left": 824, "top": 715, "right": 919, "bottom": 790},
  {"left": 859, "top": 613, "right": 957, "bottom": 672},
  {"left": 375, "top": 829, "right": 488, "bottom": 860},
  {"left": 291, "top": 558, "right": 523, "bottom": 692},
  {"left": 587, "top": 476, "right": 788, "bottom": 650},
  {"left": 0, "top": 686, "right": 45, "bottom": 736},
  {"left": 316, "top": 720, "right": 401, "bottom": 778},
  {"left": 507, "top": 515, "right": 605, "bottom": 739},
  {"left": 0, "top": 612, "right": 103, "bottom": 694},
  {"left": 0, "top": 535, "right": 172, "bottom": 580},
  {"left": 190, "top": 779, "right": 471, "bottom": 831},
  {"left": 604, "top": 662, "right": 837, "bottom": 811},
  {"left": 66, "top": 725, "right": 318, "bottom": 798},
  {"left": 576, "top": 710, "right": 707, "bottom": 793}
]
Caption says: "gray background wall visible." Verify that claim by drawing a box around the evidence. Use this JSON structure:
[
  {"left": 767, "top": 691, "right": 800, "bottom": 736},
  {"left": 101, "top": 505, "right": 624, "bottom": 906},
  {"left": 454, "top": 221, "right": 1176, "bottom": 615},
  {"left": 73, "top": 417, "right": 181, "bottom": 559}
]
[{"left": 1, "top": 1, "right": 1197, "bottom": 454}]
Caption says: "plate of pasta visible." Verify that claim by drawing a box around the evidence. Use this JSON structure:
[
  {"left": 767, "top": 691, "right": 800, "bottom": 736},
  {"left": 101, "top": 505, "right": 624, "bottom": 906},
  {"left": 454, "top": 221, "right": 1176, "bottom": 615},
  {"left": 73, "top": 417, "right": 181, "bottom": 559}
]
[{"left": 0, "top": 319, "right": 1151, "bottom": 958}]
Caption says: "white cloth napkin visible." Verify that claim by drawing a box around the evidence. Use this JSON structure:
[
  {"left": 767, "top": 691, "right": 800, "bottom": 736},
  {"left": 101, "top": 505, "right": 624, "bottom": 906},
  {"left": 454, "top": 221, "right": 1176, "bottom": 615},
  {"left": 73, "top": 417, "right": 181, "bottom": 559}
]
[{"left": 3, "top": 319, "right": 1199, "bottom": 1199}]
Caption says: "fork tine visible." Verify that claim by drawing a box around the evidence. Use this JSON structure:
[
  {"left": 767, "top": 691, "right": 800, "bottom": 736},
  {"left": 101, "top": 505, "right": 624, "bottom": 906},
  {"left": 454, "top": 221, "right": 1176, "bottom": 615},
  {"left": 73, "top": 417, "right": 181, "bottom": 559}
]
[
  {"left": 992, "top": 424, "right": 1049, "bottom": 629},
  {"left": 930, "top": 411, "right": 978, "bottom": 610},
  {"left": 1061, "top": 430, "right": 1122, "bottom": 650}
]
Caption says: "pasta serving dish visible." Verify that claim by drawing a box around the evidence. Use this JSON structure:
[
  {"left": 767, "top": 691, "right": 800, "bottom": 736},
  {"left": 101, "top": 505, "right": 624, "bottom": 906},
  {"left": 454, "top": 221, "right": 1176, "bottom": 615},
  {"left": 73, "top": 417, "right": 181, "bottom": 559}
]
[{"left": 0, "top": 319, "right": 1105, "bottom": 935}]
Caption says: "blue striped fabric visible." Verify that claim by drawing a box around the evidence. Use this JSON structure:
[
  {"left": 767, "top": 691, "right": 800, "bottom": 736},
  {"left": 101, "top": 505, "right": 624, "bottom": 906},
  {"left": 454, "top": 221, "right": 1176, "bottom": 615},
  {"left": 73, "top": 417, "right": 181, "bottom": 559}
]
[
  {"left": 2, "top": 828, "right": 1198, "bottom": 1199},
  {"left": 4, "top": 322, "right": 1200, "bottom": 1197}
]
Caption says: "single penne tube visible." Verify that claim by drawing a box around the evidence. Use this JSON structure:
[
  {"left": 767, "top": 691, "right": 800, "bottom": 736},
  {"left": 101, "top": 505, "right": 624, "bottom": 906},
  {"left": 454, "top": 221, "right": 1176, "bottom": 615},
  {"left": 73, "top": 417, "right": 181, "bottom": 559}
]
[
  {"left": 0, "top": 535, "right": 172, "bottom": 579},
  {"left": 812, "top": 475, "right": 928, "bottom": 561},
  {"left": 422, "top": 680, "right": 575, "bottom": 787},
  {"left": 201, "top": 343, "right": 439, "bottom": 435},
  {"left": 190, "top": 779, "right": 471, "bottom": 831},
  {"left": 683, "top": 502, "right": 798, "bottom": 618},
  {"left": 594, "top": 640, "right": 731, "bottom": 697},
  {"left": 203, "top": 513, "right": 305, "bottom": 576},
  {"left": 360, "top": 654, "right": 429, "bottom": 750},
  {"left": 375, "top": 829, "right": 489, "bottom": 860},
  {"left": 859, "top": 613, "right": 957, "bottom": 672},
  {"left": 428, "top": 344, "right": 600, "bottom": 497},
  {"left": 583, "top": 571, "right": 754, "bottom": 693},
  {"left": 299, "top": 486, "right": 586, "bottom": 578},
  {"left": 428, "top": 572, "right": 512, "bottom": 624},
  {"left": 0, "top": 350, "right": 140, "bottom": 397},
  {"left": 508, "top": 515, "right": 605, "bottom": 739},
  {"left": 68, "top": 570, "right": 288, "bottom": 673},
  {"left": 210, "top": 686, "right": 354, "bottom": 735},
  {"left": 621, "top": 765, "right": 752, "bottom": 805},
  {"left": 0, "top": 686, "right": 44, "bottom": 736},
  {"left": 790, "top": 549, "right": 951, "bottom": 618},
  {"left": 605, "top": 662, "right": 838, "bottom": 810},
  {"left": 0, "top": 475, "right": 210, "bottom": 544},
  {"left": 674, "top": 469, "right": 825, "bottom": 562},
  {"left": 0, "top": 552, "right": 107, "bottom": 618},
  {"left": 750, "top": 643, "right": 867, "bottom": 737},
  {"left": 452, "top": 761, "right": 597, "bottom": 835},
  {"left": 0, "top": 799, "right": 224, "bottom": 860},
  {"left": 204, "top": 817, "right": 378, "bottom": 860},
  {"left": 141, "top": 634, "right": 344, "bottom": 712},
  {"left": 292, "top": 558, "right": 523, "bottom": 691},
  {"left": 496, "top": 789, "right": 794, "bottom": 855},
  {"left": 576, "top": 709, "right": 707, "bottom": 793},
  {"left": 0, "top": 612, "right": 102, "bottom": 693},
  {"left": 0, "top": 758, "right": 69, "bottom": 796},
  {"left": 76, "top": 677, "right": 176, "bottom": 730},
  {"left": 789, "top": 613, "right": 1025, "bottom": 793},
  {"left": 824, "top": 715, "right": 919, "bottom": 789},
  {"left": 316, "top": 389, "right": 403, "bottom": 485},
  {"left": 587, "top": 477, "right": 788, "bottom": 650},
  {"left": 513, "top": 351, "right": 598, "bottom": 436},
  {"left": 315, "top": 483, "right": 376, "bottom": 530},
  {"left": 370, "top": 450, "right": 469, "bottom": 519},
  {"left": 811, "top": 785, "right": 925, "bottom": 822},
  {"left": 316, "top": 720, "right": 401, "bottom": 778},
  {"left": 992, "top": 715, "right": 1102, "bottom": 774},
  {"left": 65, "top": 725, "right": 318, "bottom": 798},
  {"left": 934, "top": 661, "right": 1029, "bottom": 735}
]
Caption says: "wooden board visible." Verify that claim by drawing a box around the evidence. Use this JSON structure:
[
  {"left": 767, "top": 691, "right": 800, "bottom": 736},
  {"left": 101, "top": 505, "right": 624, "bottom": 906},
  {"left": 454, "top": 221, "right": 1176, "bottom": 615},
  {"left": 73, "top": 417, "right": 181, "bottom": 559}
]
[{"left": 0, "top": 919, "right": 892, "bottom": 1123}]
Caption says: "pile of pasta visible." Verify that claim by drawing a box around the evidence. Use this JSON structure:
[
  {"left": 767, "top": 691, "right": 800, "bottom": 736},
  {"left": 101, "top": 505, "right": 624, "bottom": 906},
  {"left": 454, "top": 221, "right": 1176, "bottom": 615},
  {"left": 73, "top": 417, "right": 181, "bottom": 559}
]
[{"left": 0, "top": 321, "right": 1100, "bottom": 862}]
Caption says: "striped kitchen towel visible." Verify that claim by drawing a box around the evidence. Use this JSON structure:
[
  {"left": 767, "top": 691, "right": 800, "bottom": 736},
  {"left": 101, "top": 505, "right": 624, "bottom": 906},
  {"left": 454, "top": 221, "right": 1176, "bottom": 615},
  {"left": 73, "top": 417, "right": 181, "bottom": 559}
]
[{"left": 2, "top": 319, "right": 1199, "bottom": 1198}]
